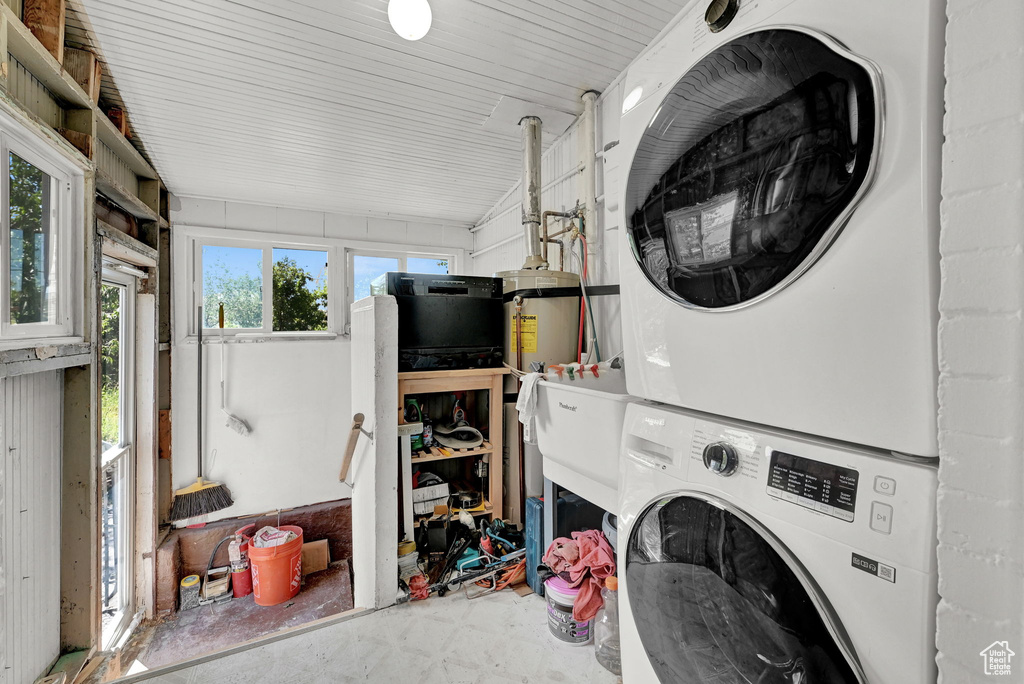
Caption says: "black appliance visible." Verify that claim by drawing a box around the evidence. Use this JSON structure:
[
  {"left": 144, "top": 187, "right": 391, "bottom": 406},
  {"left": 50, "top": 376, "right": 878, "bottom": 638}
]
[{"left": 370, "top": 272, "right": 503, "bottom": 371}]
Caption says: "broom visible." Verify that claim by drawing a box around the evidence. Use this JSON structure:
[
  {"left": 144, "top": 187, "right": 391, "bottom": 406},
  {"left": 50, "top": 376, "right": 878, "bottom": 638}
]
[{"left": 169, "top": 305, "right": 234, "bottom": 521}]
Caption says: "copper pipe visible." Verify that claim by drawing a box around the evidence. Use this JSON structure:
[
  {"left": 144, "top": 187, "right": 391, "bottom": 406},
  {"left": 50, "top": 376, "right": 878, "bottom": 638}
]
[
  {"left": 546, "top": 239, "right": 565, "bottom": 272},
  {"left": 541, "top": 210, "right": 575, "bottom": 264}
]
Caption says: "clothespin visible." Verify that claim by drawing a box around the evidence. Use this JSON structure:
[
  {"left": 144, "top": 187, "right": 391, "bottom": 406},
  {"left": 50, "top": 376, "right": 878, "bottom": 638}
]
[
  {"left": 590, "top": 364, "right": 600, "bottom": 378},
  {"left": 566, "top": 366, "right": 575, "bottom": 380},
  {"left": 530, "top": 361, "right": 545, "bottom": 373},
  {"left": 549, "top": 365, "right": 565, "bottom": 380}
]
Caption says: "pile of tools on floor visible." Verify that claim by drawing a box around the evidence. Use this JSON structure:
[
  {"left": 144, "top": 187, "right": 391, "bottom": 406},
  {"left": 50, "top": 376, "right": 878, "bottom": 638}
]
[{"left": 397, "top": 513, "right": 527, "bottom": 602}]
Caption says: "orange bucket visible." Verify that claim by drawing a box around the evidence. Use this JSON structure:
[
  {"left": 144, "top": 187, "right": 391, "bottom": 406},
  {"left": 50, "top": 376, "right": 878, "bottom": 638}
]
[{"left": 247, "top": 525, "right": 303, "bottom": 606}]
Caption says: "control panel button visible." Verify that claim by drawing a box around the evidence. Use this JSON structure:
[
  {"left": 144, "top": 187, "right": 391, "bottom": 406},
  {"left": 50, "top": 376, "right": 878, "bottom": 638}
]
[
  {"left": 870, "top": 502, "right": 893, "bottom": 534},
  {"left": 873, "top": 476, "right": 896, "bottom": 496},
  {"left": 703, "top": 442, "right": 739, "bottom": 477}
]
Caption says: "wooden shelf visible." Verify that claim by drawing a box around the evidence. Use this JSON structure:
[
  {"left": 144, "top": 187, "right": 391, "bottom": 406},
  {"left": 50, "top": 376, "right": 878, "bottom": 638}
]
[
  {"left": 96, "top": 169, "right": 159, "bottom": 222},
  {"left": 414, "top": 499, "right": 493, "bottom": 528},
  {"left": 399, "top": 367, "right": 510, "bottom": 381},
  {"left": 399, "top": 367, "right": 507, "bottom": 528},
  {"left": 96, "top": 112, "right": 157, "bottom": 179},
  {"left": 2, "top": 4, "right": 160, "bottom": 183},
  {"left": 3, "top": 4, "right": 92, "bottom": 109},
  {"left": 411, "top": 442, "right": 494, "bottom": 464}
]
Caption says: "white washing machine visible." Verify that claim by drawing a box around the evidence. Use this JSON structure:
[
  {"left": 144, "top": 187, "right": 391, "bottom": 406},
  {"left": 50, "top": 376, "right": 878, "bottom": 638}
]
[
  {"left": 618, "top": 401, "right": 938, "bottom": 683},
  {"left": 616, "top": 0, "right": 945, "bottom": 457}
]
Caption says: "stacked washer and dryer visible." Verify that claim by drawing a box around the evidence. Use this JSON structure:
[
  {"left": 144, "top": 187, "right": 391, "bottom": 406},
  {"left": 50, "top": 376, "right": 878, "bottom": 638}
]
[{"left": 613, "top": 0, "right": 944, "bottom": 682}]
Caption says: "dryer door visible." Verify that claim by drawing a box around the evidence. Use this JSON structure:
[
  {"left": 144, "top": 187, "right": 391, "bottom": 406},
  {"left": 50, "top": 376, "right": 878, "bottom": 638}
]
[
  {"left": 626, "top": 493, "right": 862, "bottom": 683},
  {"left": 624, "top": 29, "right": 878, "bottom": 309}
]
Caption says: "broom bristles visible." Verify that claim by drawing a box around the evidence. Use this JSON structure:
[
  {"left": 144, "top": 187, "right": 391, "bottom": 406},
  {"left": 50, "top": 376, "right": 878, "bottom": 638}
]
[{"left": 169, "top": 480, "right": 234, "bottom": 521}]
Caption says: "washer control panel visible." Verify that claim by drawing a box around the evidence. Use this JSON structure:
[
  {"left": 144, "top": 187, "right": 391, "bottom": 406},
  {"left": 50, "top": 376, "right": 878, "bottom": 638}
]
[{"left": 766, "top": 449, "right": 859, "bottom": 522}]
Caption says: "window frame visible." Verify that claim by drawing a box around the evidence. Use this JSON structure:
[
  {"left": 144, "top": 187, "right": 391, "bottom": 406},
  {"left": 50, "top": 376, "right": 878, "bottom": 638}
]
[
  {"left": 0, "top": 122, "right": 83, "bottom": 344},
  {"left": 345, "top": 248, "right": 454, "bottom": 334},
  {"left": 177, "top": 225, "right": 462, "bottom": 341},
  {"left": 99, "top": 265, "right": 138, "bottom": 650},
  {"left": 192, "top": 236, "right": 335, "bottom": 337}
]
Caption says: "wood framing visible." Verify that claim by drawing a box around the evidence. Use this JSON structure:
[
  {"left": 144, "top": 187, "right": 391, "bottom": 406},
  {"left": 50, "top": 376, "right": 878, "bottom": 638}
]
[
  {"left": 62, "top": 46, "right": 101, "bottom": 103},
  {"left": 23, "top": 0, "right": 64, "bottom": 63}
]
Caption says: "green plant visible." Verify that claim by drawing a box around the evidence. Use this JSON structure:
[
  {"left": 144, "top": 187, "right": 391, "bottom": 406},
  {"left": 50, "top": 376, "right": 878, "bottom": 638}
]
[{"left": 272, "top": 257, "right": 327, "bottom": 331}]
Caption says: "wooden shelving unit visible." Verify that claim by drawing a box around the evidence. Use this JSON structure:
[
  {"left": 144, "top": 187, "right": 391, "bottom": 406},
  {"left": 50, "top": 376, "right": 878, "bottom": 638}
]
[
  {"left": 411, "top": 440, "right": 495, "bottom": 464},
  {"left": 398, "top": 367, "right": 509, "bottom": 522}
]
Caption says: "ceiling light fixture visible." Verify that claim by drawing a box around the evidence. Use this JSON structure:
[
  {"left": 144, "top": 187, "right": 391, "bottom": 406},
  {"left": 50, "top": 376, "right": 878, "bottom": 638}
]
[{"left": 388, "top": 0, "right": 432, "bottom": 41}]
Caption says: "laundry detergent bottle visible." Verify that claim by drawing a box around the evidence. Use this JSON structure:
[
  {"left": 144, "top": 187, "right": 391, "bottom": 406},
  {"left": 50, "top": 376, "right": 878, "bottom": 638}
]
[{"left": 594, "top": 576, "right": 621, "bottom": 674}]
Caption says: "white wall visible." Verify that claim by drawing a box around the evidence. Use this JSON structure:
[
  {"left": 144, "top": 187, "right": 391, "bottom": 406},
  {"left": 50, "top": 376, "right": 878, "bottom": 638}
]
[
  {"left": 169, "top": 197, "right": 472, "bottom": 521},
  {"left": 936, "top": 1, "right": 1024, "bottom": 680},
  {"left": 1, "top": 371, "right": 62, "bottom": 684}
]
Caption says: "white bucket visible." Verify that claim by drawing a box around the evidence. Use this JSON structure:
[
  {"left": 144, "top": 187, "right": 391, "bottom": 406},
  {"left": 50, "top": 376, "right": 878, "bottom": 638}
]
[{"left": 545, "top": 577, "right": 593, "bottom": 646}]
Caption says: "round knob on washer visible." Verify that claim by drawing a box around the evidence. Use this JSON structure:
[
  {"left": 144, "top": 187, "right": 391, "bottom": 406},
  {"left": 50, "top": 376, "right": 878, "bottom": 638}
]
[
  {"left": 705, "top": 0, "right": 739, "bottom": 33},
  {"left": 703, "top": 442, "right": 739, "bottom": 476}
]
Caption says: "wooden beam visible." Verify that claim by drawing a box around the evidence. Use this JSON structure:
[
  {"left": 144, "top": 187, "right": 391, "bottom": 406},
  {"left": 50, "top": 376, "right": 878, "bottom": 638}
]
[
  {"left": 0, "top": 10, "right": 9, "bottom": 92},
  {"left": 23, "top": 0, "right": 64, "bottom": 64},
  {"left": 62, "top": 47, "right": 101, "bottom": 103}
]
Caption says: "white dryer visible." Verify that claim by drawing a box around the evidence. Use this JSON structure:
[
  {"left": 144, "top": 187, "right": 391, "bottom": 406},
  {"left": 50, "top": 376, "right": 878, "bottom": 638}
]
[
  {"left": 617, "top": 0, "right": 945, "bottom": 457},
  {"left": 617, "top": 401, "right": 938, "bottom": 683}
]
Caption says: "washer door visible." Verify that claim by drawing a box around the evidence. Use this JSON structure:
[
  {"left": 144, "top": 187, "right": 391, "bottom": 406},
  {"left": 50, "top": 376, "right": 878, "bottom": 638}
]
[
  {"left": 626, "top": 494, "right": 862, "bottom": 683},
  {"left": 624, "top": 29, "right": 878, "bottom": 309}
]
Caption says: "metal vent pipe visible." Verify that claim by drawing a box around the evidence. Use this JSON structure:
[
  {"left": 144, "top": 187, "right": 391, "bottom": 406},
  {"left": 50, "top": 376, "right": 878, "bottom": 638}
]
[{"left": 520, "top": 116, "right": 546, "bottom": 270}]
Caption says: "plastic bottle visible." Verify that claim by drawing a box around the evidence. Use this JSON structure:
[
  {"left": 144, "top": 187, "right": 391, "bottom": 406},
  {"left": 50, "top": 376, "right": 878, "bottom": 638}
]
[{"left": 594, "top": 576, "right": 621, "bottom": 674}]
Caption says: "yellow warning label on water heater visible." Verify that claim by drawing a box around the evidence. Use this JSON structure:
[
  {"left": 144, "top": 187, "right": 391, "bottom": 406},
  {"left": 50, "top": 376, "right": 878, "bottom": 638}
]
[{"left": 511, "top": 314, "right": 538, "bottom": 353}]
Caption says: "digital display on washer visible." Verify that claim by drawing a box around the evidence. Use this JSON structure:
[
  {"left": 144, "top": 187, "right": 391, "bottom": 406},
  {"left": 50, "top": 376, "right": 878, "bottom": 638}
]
[{"left": 767, "top": 450, "right": 858, "bottom": 522}]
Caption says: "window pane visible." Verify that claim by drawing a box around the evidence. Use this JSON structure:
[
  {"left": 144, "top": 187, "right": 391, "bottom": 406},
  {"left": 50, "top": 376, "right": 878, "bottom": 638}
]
[
  {"left": 9, "top": 153, "right": 55, "bottom": 324},
  {"left": 202, "top": 245, "right": 263, "bottom": 328},
  {"left": 353, "top": 255, "right": 399, "bottom": 301},
  {"left": 101, "top": 455, "right": 130, "bottom": 643},
  {"left": 407, "top": 257, "right": 449, "bottom": 275},
  {"left": 272, "top": 248, "right": 327, "bottom": 332},
  {"left": 100, "top": 284, "right": 122, "bottom": 448}
]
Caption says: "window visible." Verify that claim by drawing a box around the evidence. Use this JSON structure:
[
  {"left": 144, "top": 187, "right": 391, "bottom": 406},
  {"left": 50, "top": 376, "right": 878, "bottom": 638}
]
[
  {"left": 1, "top": 129, "right": 80, "bottom": 342},
  {"left": 350, "top": 251, "right": 450, "bottom": 300},
  {"left": 273, "top": 248, "right": 327, "bottom": 332},
  {"left": 346, "top": 250, "right": 452, "bottom": 334},
  {"left": 201, "top": 245, "right": 263, "bottom": 329},
  {"left": 100, "top": 269, "right": 137, "bottom": 649},
  {"left": 197, "top": 241, "right": 331, "bottom": 334}
]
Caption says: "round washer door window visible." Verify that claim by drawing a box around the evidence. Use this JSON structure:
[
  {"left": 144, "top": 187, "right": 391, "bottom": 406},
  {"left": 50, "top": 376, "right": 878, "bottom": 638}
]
[
  {"left": 625, "top": 29, "right": 877, "bottom": 309},
  {"left": 626, "top": 495, "right": 860, "bottom": 683}
]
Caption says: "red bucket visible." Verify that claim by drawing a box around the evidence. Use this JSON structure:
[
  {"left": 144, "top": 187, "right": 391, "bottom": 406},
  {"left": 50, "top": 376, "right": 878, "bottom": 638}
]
[{"left": 246, "top": 525, "right": 303, "bottom": 606}]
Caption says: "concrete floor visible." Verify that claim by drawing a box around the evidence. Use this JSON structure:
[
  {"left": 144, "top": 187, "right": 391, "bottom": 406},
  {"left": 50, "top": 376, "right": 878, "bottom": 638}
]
[
  {"left": 126, "top": 588, "right": 621, "bottom": 683},
  {"left": 133, "top": 562, "right": 354, "bottom": 669}
]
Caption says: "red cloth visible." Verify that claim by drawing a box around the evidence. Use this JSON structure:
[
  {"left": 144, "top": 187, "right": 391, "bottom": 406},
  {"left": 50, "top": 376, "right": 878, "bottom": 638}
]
[{"left": 543, "top": 529, "right": 616, "bottom": 621}]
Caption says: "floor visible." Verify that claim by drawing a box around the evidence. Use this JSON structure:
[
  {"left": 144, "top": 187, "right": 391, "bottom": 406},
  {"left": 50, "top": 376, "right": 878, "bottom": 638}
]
[
  {"left": 128, "top": 562, "right": 353, "bottom": 671},
  {"left": 127, "top": 587, "right": 621, "bottom": 684}
]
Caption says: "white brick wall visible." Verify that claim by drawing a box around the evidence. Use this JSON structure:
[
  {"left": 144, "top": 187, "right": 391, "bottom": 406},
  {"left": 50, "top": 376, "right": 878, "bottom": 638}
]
[{"left": 938, "top": 0, "right": 1024, "bottom": 680}]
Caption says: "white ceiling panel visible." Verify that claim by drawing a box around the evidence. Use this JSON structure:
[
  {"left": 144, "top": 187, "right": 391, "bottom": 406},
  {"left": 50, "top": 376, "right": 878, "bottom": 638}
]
[{"left": 75, "top": 0, "right": 686, "bottom": 224}]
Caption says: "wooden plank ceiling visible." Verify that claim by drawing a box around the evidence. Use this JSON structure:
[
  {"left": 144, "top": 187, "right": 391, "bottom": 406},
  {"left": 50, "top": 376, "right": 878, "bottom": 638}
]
[{"left": 75, "top": 0, "right": 685, "bottom": 224}]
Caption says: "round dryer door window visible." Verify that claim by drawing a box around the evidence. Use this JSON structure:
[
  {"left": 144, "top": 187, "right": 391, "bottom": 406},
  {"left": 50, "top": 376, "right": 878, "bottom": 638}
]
[
  {"left": 626, "top": 495, "right": 861, "bottom": 683},
  {"left": 625, "top": 29, "right": 878, "bottom": 308}
]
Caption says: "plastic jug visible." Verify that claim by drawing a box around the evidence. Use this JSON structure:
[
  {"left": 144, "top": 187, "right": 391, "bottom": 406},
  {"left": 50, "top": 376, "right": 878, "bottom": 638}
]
[{"left": 594, "top": 576, "right": 621, "bottom": 674}]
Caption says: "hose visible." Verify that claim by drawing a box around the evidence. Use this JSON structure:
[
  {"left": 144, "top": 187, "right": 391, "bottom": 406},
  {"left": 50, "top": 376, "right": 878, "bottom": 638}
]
[{"left": 570, "top": 235, "right": 601, "bottom": 364}]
